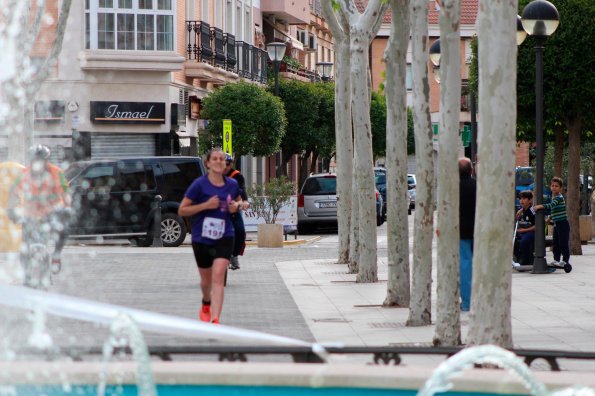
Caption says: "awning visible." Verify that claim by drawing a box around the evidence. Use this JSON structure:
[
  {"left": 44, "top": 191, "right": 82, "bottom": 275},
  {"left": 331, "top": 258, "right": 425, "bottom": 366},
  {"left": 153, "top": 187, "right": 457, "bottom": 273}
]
[
  {"left": 265, "top": 18, "right": 304, "bottom": 51},
  {"left": 287, "top": 36, "right": 304, "bottom": 51}
]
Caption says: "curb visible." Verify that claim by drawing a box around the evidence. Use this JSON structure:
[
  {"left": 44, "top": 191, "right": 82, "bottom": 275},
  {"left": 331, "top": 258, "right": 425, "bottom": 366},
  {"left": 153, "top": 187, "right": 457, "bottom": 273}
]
[{"left": 246, "top": 236, "right": 322, "bottom": 247}]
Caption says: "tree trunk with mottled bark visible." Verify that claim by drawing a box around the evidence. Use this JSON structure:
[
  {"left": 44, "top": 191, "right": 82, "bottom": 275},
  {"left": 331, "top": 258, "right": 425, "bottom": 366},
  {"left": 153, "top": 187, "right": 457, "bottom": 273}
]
[
  {"left": 351, "top": 32, "right": 378, "bottom": 284},
  {"left": 349, "top": 153, "right": 360, "bottom": 274},
  {"left": 566, "top": 116, "right": 583, "bottom": 255},
  {"left": 383, "top": 0, "right": 411, "bottom": 307},
  {"left": 333, "top": 0, "right": 387, "bottom": 283},
  {"left": 466, "top": 0, "right": 517, "bottom": 347},
  {"left": 321, "top": 0, "right": 353, "bottom": 265},
  {"left": 433, "top": 0, "right": 461, "bottom": 347},
  {"left": 407, "top": 0, "right": 434, "bottom": 326}
]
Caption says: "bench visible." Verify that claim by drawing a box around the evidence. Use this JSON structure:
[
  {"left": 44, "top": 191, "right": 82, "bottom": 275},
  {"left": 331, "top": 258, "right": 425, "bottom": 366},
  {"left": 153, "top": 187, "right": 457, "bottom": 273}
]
[{"left": 283, "top": 225, "right": 299, "bottom": 241}]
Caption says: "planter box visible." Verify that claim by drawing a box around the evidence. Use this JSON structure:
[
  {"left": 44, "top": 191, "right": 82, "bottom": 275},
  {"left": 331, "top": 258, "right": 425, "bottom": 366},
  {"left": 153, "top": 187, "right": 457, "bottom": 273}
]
[
  {"left": 579, "top": 215, "right": 592, "bottom": 242},
  {"left": 257, "top": 223, "right": 283, "bottom": 248}
]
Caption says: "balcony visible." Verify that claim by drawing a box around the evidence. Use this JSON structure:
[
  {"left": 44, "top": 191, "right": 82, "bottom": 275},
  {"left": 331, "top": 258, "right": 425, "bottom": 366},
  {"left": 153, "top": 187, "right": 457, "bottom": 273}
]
[
  {"left": 310, "top": 0, "right": 322, "bottom": 16},
  {"left": 185, "top": 21, "right": 266, "bottom": 85},
  {"left": 278, "top": 61, "right": 319, "bottom": 83},
  {"left": 261, "top": 0, "right": 310, "bottom": 24}
]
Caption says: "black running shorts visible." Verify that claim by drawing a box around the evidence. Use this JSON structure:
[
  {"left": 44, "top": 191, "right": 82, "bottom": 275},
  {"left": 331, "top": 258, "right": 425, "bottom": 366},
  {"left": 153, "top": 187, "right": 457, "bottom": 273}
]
[{"left": 192, "top": 237, "right": 235, "bottom": 269}]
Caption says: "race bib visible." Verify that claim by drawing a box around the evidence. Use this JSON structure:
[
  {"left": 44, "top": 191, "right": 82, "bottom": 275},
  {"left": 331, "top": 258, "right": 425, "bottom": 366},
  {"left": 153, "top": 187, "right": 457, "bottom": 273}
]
[{"left": 202, "top": 217, "right": 225, "bottom": 240}]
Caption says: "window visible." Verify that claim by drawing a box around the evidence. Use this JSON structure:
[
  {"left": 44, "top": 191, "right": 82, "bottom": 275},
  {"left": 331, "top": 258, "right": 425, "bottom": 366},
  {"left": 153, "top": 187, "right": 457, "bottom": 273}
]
[
  {"left": 302, "top": 177, "right": 336, "bottom": 195},
  {"left": 117, "top": 14, "right": 134, "bottom": 49},
  {"left": 81, "top": 165, "right": 116, "bottom": 192},
  {"left": 137, "top": 14, "right": 154, "bottom": 50},
  {"left": 98, "top": 13, "right": 115, "bottom": 49},
  {"left": 117, "top": 162, "right": 156, "bottom": 191},
  {"left": 406, "top": 64, "right": 413, "bottom": 91},
  {"left": 156, "top": 15, "right": 173, "bottom": 50},
  {"left": 85, "top": 0, "right": 174, "bottom": 51}
]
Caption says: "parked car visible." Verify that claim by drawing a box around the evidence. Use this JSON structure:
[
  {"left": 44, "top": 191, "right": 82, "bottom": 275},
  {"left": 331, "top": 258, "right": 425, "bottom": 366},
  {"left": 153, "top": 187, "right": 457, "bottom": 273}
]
[
  {"left": 373, "top": 167, "right": 412, "bottom": 216},
  {"left": 407, "top": 174, "right": 416, "bottom": 209},
  {"left": 408, "top": 188, "right": 416, "bottom": 209},
  {"left": 297, "top": 173, "right": 384, "bottom": 233},
  {"left": 514, "top": 166, "right": 552, "bottom": 211},
  {"left": 65, "top": 156, "right": 206, "bottom": 247}
]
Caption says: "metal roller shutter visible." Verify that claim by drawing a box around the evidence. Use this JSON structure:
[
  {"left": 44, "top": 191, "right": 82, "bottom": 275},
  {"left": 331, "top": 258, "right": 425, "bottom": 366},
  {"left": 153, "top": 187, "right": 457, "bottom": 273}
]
[{"left": 91, "top": 134, "right": 156, "bottom": 158}]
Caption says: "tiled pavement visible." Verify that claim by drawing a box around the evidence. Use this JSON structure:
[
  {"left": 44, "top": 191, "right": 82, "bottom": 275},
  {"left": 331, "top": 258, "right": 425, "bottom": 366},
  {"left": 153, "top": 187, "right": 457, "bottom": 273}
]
[
  {"left": 275, "top": 238, "right": 595, "bottom": 369},
  {"left": 1, "top": 225, "right": 594, "bottom": 370}
]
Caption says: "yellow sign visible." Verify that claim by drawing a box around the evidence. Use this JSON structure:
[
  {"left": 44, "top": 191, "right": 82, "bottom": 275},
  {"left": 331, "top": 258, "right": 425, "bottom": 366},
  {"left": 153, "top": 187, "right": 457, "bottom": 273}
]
[{"left": 223, "top": 119, "right": 232, "bottom": 156}]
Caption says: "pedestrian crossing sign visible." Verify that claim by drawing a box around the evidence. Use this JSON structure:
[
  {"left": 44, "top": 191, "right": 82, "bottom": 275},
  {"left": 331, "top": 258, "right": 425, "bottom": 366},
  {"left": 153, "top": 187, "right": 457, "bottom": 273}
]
[{"left": 223, "top": 119, "right": 232, "bottom": 155}]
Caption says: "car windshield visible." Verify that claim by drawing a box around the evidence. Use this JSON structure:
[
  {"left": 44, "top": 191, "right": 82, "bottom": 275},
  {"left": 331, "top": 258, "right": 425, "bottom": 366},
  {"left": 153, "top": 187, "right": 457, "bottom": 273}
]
[
  {"left": 302, "top": 177, "right": 336, "bottom": 195},
  {"left": 375, "top": 173, "right": 386, "bottom": 185},
  {"left": 515, "top": 168, "right": 535, "bottom": 186},
  {"left": 64, "top": 163, "right": 86, "bottom": 182}
]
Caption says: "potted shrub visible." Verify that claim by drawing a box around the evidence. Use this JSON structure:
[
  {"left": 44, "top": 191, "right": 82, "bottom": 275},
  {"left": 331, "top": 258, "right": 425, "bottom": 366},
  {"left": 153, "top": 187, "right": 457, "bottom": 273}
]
[{"left": 247, "top": 177, "right": 295, "bottom": 248}]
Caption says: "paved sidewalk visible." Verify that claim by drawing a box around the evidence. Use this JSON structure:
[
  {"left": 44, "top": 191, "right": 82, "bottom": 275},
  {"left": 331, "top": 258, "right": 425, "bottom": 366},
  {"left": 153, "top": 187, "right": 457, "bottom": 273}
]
[{"left": 276, "top": 240, "right": 595, "bottom": 369}]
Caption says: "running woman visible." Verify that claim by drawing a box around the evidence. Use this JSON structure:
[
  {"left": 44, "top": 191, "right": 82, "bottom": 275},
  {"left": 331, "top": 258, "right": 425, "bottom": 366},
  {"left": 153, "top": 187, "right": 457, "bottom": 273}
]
[{"left": 178, "top": 149, "right": 242, "bottom": 324}]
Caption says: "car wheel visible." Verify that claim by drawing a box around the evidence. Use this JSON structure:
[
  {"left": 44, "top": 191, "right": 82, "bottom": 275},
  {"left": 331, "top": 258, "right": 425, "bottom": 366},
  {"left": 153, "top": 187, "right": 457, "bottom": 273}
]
[
  {"left": 160, "top": 213, "right": 187, "bottom": 247},
  {"left": 408, "top": 207, "right": 412, "bottom": 215}
]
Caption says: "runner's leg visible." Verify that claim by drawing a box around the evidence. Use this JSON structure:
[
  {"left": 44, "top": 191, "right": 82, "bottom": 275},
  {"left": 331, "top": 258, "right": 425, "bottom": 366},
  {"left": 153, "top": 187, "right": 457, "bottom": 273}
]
[{"left": 210, "top": 259, "right": 228, "bottom": 320}]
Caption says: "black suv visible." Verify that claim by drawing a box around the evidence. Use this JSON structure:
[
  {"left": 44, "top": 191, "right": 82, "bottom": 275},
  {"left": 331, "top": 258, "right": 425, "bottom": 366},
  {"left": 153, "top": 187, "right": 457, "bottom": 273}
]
[{"left": 65, "top": 156, "right": 206, "bottom": 247}]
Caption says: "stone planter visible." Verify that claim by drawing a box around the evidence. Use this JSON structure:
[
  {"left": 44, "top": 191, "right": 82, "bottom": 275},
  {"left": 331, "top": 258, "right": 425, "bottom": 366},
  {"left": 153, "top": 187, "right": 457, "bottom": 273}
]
[
  {"left": 579, "top": 215, "right": 592, "bottom": 242},
  {"left": 257, "top": 223, "right": 283, "bottom": 248}
]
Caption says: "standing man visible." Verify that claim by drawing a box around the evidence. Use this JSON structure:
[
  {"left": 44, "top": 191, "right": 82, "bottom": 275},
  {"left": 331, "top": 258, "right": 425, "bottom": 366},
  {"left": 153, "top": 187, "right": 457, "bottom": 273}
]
[
  {"left": 224, "top": 154, "right": 249, "bottom": 270},
  {"left": 459, "top": 157, "right": 476, "bottom": 312}
]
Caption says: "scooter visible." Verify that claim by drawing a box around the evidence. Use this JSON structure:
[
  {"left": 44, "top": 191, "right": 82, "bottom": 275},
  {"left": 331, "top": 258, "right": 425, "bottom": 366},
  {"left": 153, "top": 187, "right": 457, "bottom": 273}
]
[{"left": 512, "top": 220, "right": 572, "bottom": 273}]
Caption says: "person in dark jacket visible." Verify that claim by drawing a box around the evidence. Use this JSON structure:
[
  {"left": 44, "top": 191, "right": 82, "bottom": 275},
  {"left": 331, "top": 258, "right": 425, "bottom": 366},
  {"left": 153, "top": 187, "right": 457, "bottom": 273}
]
[
  {"left": 224, "top": 154, "right": 249, "bottom": 270},
  {"left": 459, "top": 157, "right": 476, "bottom": 312}
]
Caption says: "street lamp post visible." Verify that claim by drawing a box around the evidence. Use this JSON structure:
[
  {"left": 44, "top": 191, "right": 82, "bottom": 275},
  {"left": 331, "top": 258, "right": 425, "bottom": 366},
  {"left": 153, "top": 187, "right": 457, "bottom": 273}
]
[
  {"left": 266, "top": 42, "right": 287, "bottom": 176},
  {"left": 520, "top": 0, "right": 560, "bottom": 274},
  {"left": 316, "top": 61, "right": 333, "bottom": 171},
  {"left": 266, "top": 42, "right": 286, "bottom": 96},
  {"left": 316, "top": 61, "right": 333, "bottom": 82},
  {"left": 429, "top": 39, "right": 441, "bottom": 84}
]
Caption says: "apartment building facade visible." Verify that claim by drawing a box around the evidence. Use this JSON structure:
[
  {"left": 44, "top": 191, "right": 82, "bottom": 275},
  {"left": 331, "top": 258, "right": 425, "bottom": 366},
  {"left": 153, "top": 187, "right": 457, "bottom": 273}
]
[
  {"left": 19, "top": 0, "right": 333, "bottom": 185},
  {"left": 366, "top": 0, "right": 530, "bottom": 170}
]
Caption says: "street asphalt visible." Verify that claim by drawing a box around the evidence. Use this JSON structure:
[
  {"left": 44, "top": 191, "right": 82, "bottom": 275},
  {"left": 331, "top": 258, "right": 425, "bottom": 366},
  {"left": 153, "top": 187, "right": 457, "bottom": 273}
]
[{"left": 1, "top": 216, "right": 594, "bottom": 370}]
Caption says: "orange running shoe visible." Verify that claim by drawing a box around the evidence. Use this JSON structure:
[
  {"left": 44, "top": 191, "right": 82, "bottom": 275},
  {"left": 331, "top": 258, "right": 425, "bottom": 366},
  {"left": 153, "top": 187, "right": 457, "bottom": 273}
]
[
  {"left": 199, "top": 304, "right": 211, "bottom": 322},
  {"left": 211, "top": 317, "right": 220, "bottom": 325}
]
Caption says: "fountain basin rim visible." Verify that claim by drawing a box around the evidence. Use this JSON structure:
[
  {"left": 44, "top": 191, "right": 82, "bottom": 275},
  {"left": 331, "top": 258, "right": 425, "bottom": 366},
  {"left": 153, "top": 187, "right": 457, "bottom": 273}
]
[{"left": 2, "top": 361, "right": 595, "bottom": 394}]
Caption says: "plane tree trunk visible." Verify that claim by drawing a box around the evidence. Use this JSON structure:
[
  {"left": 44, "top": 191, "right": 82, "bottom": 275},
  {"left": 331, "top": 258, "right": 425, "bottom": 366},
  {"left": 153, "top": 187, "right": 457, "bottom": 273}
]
[
  {"left": 383, "top": 0, "right": 411, "bottom": 306},
  {"left": 467, "top": 0, "right": 517, "bottom": 347},
  {"left": 406, "top": 0, "right": 435, "bottom": 326}
]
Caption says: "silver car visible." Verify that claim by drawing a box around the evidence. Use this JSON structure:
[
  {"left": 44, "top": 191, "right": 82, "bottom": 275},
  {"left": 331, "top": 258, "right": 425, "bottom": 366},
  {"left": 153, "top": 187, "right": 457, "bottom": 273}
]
[
  {"left": 297, "top": 174, "right": 338, "bottom": 234},
  {"left": 297, "top": 173, "right": 384, "bottom": 233}
]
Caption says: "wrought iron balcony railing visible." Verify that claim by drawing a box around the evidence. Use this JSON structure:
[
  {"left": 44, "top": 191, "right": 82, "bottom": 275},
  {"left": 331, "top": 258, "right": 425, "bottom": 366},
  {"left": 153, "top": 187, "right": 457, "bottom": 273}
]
[{"left": 186, "top": 20, "right": 266, "bottom": 84}]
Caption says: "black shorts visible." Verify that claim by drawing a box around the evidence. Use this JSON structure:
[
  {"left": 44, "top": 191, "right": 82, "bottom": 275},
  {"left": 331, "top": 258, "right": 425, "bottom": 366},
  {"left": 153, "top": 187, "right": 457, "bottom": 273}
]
[{"left": 192, "top": 237, "right": 234, "bottom": 269}]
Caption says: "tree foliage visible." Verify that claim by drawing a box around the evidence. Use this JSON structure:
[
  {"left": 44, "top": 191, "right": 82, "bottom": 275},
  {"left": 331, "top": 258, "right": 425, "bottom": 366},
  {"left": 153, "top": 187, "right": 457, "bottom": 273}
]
[
  {"left": 200, "top": 81, "right": 287, "bottom": 157},
  {"left": 311, "top": 82, "right": 336, "bottom": 159},
  {"left": 246, "top": 176, "right": 295, "bottom": 224},
  {"left": 272, "top": 79, "right": 321, "bottom": 158},
  {"left": 269, "top": 79, "right": 336, "bottom": 168},
  {"left": 516, "top": 0, "right": 595, "bottom": 142},
  {"left": 371, "top": 91, "right": 415, "bottom": 159}
]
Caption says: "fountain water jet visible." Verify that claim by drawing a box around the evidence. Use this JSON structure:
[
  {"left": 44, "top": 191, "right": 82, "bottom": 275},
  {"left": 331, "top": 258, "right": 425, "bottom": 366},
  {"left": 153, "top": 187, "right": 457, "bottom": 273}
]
[{"left": 98, "top": 314, "right": 156, "bottom": 396}]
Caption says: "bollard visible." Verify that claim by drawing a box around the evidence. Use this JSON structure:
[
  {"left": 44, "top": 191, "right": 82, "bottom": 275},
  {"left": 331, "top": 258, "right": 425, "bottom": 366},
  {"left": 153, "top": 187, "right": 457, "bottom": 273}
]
[{"left": 152, "top": 195, "right": 163, "bottom": 247}]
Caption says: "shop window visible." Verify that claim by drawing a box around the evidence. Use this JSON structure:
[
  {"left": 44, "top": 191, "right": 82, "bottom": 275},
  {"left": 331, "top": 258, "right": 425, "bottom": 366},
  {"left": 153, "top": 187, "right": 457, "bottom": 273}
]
[{"left": 85, "top": 0, "right": 174, "bottom": 51}]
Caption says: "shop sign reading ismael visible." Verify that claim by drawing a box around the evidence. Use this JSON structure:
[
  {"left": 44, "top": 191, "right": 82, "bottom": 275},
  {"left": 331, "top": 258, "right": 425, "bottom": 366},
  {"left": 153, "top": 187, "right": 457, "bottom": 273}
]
[{"left": 90, "top": 101, "right": 166, "bottom": 124}]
